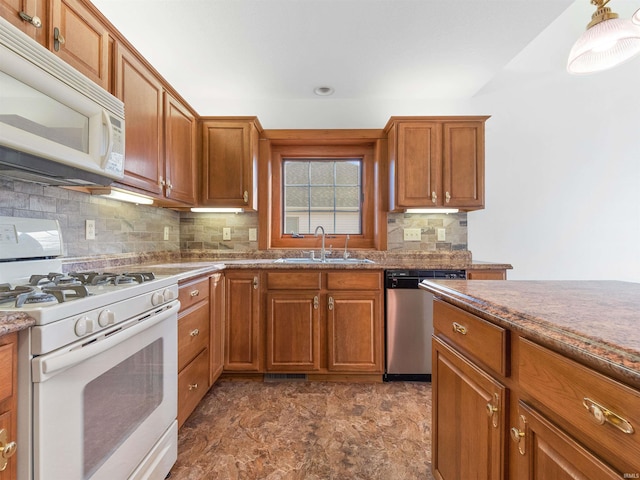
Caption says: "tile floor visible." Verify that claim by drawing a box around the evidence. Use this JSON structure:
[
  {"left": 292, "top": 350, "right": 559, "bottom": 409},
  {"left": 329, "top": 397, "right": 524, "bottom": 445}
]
[{"left": 170, "top": 380, "right": 434, "bottom": 480}]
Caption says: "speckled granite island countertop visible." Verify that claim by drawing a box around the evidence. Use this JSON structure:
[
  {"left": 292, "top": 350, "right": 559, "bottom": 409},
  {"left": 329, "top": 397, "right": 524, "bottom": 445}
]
[
  {"left": 419, "top": 280, "right": 640, "bottom": 389},
  {"left": 0, "top": 311, "right": 35, "bottom": 336}
]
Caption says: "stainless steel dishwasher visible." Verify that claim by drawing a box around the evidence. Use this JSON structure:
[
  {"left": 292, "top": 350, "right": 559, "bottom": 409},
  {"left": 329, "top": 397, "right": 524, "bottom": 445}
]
[{"left": 384, "top": 269, "right": 466, "bottom": 381}]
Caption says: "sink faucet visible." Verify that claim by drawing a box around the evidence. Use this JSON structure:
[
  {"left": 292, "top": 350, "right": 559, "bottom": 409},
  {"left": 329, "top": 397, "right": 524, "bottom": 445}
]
[
  {"left": 314, "top": 226, "right": 326, "bottom": 262},
  {"left": 343, "top": 234, "right": 350, "bottom": 260}
]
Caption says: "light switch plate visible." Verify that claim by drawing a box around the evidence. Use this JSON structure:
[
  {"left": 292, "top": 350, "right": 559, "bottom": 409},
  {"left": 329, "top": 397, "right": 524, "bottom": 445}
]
[
  {"left": 85, "top": 220, "right": 95, "bottom": 240},
  {"left": 437, "top": 228, "right": 446, "bottom": 241},
  {"left": 164, "top": 226, "right": 170, "bottom": 241},
  {"left": 249, "top": 228, "right": 257, "bottom": 241},
  {"left": 403, "top": 228, "right": 421, "bottom": 241},
  {"left": 223, "top": 227, "right": 231, "bottom": 240}
]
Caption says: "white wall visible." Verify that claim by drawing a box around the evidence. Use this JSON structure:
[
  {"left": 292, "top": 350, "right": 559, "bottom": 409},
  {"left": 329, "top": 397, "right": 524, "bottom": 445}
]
[{"left": 468, "top": 2, "right": 640, "bottom": 281}]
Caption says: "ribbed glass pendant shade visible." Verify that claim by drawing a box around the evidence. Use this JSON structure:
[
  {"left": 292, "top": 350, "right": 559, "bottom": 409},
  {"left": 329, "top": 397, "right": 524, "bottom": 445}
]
[{"left": 568, "top": 17, "right": 640, "bottom": 74}]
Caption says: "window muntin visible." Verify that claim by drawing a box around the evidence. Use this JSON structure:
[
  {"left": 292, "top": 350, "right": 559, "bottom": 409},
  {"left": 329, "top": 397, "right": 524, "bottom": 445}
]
[{"left": 283, "top": 159, "right": 362, "bottom": 235}]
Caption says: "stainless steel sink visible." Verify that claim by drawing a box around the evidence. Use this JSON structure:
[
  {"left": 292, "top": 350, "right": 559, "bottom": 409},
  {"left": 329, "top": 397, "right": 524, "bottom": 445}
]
[{"left": 274, "top": 257, "right": 375, "bottom": 264}]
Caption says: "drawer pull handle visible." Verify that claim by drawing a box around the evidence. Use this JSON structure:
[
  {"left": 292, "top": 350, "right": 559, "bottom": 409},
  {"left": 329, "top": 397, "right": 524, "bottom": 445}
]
[
  {"left": 253, "top": 276, "right": 259, "bottom": 289},
  {"left": 431, "top": 191, "right": 437, "bottom": 204},
  {"left": 0, "top": 428, "right": 17, "bottom": 472},
  {"left": 486, "top": 393, "right": 499, "bottom": 428},
  {"left": 190, "top": 328, "right": 200, "bottom": 337},
  {"left": 583, "top": 397, "right": 634, "bottom": 434},
  {"left": 190, "top": 289, "right": 200, "bottom": 297},
  {"left": 313, "top": 295, "right": 319, "bottom": 310},
  {"left": 452, "top": 322, "right": 467, "bottom": 335},
  {"left": 188, "top": 383, "right": 198, "bottom": 391},
  {"left": 510, "top": 414, "right": 527, "bottom": 455},
  {"left": 328, "top": 296, "right": 334, "bottom": 311}
]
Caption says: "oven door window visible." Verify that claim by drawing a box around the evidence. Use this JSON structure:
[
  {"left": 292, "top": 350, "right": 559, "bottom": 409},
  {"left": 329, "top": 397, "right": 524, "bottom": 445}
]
[{"left": 83, "top": 338, "right": 163, "bottom": 478}]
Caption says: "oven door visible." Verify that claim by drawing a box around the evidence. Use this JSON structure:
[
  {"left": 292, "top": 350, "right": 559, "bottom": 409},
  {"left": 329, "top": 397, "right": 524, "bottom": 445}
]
[{"left": 30, "top": 301, "right": 178, "bottom": 480}]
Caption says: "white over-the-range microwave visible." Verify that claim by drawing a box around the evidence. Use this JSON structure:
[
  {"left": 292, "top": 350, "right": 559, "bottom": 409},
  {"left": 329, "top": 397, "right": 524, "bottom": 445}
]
[{"left": 0, "top": 16, "right": 125, "bottom": 186}]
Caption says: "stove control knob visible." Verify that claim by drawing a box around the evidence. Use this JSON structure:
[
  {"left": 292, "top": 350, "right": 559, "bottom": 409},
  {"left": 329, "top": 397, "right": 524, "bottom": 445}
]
[
  {"left": 74, "top": 316, "right": 94, "bottom": 337},
  {"left": 163, "top": 289, "right": 176, "bottom": 301},
  {"left": 98, "top": 309, "right": 115, "bottom": 327},
  {"left": 151, "top": 291, "right": 165, "bottom": 306}
]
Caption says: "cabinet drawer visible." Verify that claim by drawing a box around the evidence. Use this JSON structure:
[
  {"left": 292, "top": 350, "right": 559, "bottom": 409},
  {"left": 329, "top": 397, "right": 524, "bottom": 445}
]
[
  {"left": 433, "top": 300, "right": 508, "bottom": 376},
  {"left": 177, "top": 348, "right": 209, "bottom": 427},
  {"left": 519, "top": 337, "right": 640, "bottom": 473},
  {"left": 266, "top": 272, "right": 321, "bottom": 290},
  {"left": 178, "top": 277, "right": 210, "bottom": 310},
  {"left": 326, "top": 271, "right": 381, "bottom": 291},
  {"left": 0, "top": 342, "right": 14, "bottom": 403},
  {"left": 178, "top": 302, "right": 210, "bottom": 371}
]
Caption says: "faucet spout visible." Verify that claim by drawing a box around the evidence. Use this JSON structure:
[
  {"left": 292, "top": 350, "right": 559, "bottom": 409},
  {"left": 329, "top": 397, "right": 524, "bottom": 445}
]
[{"left": 314, "top": 226, "right": 326, "bottom": 262}]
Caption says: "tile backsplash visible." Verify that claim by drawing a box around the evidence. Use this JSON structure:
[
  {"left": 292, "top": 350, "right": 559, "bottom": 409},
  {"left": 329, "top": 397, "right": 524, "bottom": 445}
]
[{"left": 0, "top": 179, "right": 468, "bottom": 255}]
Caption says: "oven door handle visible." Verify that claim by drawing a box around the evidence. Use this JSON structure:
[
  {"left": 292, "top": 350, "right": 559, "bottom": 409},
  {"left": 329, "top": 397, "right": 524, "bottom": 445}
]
[{"left": 34, "top": 300, "right": 180, "bottom": 382}]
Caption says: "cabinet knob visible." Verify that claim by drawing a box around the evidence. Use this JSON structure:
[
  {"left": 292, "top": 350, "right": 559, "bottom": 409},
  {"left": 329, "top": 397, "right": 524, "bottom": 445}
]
[
  {"left": 190, "top": 328, "right": 200, "bottom": 337},
  {"left": 445, "top": 191, "right": 451, "bottom": 203},
  {"left": 452, "top": 322, "right": 467, "bottom": 335},
  {"left": 253, "top": 276, "right": 259, "bottom": 289},
  {"left": 431, "top": 191, "right": 437, "bottom": 204},
  {"left": 18, "top": 12, "right": 42, "bottom": 28},
  {"left": 188, "top": 383, "right": 198, "bottom": 391},
  {"left": 510, "top": 414, "right": 527, "bottom": 455},
  {"left": 53, "top": 27, "right": 65, "bottom": 52},
  {"left": 243, "top": 190, "right": 249, "bottom": 203},
  {"left": 328, "top": 296, "right": 334, "bottom": 311},
  {"left": 313, "top": 295, "right": 319, "bottom": 310},
  {"left": 486, "top": 393, "right": 499, "bottom": 428},
  {"left": 0, "top": 428, "right": 17, "bottom": 472},
  {"left": 190, "top": 289, "right": 200, "bottom": 297}
]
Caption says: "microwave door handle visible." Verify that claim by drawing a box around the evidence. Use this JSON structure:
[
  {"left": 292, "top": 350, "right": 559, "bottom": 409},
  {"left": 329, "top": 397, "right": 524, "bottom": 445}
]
[
  {"left": 34, "top": 300, "right": 179, "bottom": 382},
  {"left": 100, "top": 109, "right": 114, "bottom": 168}
]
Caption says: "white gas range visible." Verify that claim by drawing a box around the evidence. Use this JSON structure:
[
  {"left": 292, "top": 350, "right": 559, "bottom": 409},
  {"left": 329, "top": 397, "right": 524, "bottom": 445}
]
[{"left": 0, "top": 217, "right": 179, "bottom": 480}]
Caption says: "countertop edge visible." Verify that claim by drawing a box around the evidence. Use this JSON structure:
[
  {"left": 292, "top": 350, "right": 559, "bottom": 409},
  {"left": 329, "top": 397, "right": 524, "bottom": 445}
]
[{"left": 419, "top": 280, "right": 640, "bottom": 389}]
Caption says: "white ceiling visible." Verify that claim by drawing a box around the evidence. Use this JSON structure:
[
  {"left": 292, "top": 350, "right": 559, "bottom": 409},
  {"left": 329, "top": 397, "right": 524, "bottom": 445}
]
[
  {"left": 92, "top": 0, "right": 640, "bottom": 123},
  {"left": 91, "top": 0, "right": 585, "bottom": 116}
]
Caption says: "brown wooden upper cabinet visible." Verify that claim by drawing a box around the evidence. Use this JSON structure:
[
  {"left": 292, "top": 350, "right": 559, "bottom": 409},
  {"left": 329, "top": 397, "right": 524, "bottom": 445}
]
[
  {"left": 1, "top": 0, "right": 110, "bottom": 89},
  {"left": 385, "top": 116, "right": 489, "bottom": 211},
  {"left": 200, "top": 117, "right": 262, "bottom": 211}
]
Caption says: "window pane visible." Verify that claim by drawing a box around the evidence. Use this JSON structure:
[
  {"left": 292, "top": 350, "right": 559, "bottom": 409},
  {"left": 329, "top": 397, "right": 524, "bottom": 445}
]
[{"left": 283, "top": 159, "right": 362, "bottom": 235}]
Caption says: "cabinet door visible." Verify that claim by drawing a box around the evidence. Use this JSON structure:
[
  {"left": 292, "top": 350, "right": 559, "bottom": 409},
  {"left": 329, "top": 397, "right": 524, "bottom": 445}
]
[
  {"left": 442, "top": 121, "right": 484, "bottom": 208},
  {"left": 209, "top": 272, "right": 224, "bottom": 385},
  {"left": 432, "top": 336, "right": 505, "bottom": 480},
  {"left": 0, "top": 333, "right": 17, "bottom": 480},
  {"left": 115, "top": 43, "right": 164, "bottom": 195},
  {"left": 164, "top": 92, "right": 196, "bottom": 205},
  {"left": 50, "top": 0, "right": 110, "bottom": 91},
  {"left": 224, "top": 271, "right": 261, "bottom": 371},
  {"left": 201, "top": 119, "right": 258, "bottom": 210},
  {"left": 326, "top": 291, "right": 383, "bottom": 373},
  {"left": 514, "top": 402, "right": 621, "bottom": 480},
  {"left": 266, "top": 292, "right": 320, "bottom": 372},
  {"left": 395, "top": 122, "right": 441, "bottom": 208},
  {"left": 0, "top": 0, "right": 46, "bottom": 44}
]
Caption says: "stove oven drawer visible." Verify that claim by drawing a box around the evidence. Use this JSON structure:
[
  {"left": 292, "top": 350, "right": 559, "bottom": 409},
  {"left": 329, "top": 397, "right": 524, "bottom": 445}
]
[{"left": 178, "top": 347, "right": 209, "bottom": 427}]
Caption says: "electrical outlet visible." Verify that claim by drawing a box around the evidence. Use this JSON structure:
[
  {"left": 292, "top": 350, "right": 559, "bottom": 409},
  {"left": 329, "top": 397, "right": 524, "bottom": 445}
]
[
  {"left": 164, "top": 226, "right": 170, "bottom": 241},
  {"left": 85, "top": 220, "right": 95, "bottom": 240},
  {"left": 437, "top": 228, "right": 446, "bottom": 241},
  {"left": 403, "top": 228, "right": 421, "bottom": 241},
  {"left": 223, "top": 227, "right": 231, "bottom": 240},
  {"left": 249, "top": 228, "right": 257, "bottom": 241}
]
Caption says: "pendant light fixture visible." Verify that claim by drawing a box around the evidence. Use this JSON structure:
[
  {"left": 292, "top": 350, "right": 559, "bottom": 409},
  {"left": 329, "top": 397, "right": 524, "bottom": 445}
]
[{"left": 567, "top": 0, "right": 640, "bottom": 74}]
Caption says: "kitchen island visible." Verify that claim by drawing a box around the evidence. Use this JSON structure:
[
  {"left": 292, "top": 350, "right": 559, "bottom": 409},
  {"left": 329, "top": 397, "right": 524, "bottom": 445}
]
[{"left": 420, "top": 279, "right": 640, "bottom": 479}]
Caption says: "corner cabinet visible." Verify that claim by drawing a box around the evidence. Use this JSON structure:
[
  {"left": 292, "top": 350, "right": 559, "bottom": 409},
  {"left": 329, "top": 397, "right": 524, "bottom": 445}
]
[
  {"left": 224, "top": 270, "right": 262, "bottom": 372},
  {"left": 385, "top": 116, "right": 488, "bottom": 211},
  {"left": 200, "top": 117, "right": 262, "bottom": 211}
]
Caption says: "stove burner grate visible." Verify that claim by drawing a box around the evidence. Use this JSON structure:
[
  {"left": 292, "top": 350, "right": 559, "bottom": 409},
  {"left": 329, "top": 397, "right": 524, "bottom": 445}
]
[{"left": 0, "top": 284, "right": 59, "bottom": 307}]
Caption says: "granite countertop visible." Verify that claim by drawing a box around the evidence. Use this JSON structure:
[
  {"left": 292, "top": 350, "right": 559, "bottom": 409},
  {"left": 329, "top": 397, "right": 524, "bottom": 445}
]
[
  {"left": 419, "top": 280, "right": 640, "bottom": 389},
  {"left": 0, "top": 312, "right": 35, "bottom": 336}
]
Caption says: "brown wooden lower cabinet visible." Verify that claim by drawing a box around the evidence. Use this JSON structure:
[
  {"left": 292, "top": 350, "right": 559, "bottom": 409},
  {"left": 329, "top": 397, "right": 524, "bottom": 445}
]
[
  {"left": 432, "top": 336, "right": 505, "bottom": 480},
  {"left": 466, "top": 269, "right": 507, "bottom": 280},
  {"left": 0, "top": 333, "right": 17, "bottom": 480},
  {"left": 224, "top": 270, "right": 261, "bottom": 372},
  {"left": 209, "top": 272, "right": 224, "bottom": 385},
  {"left": 432, "top": 299, "right": 640, "bottom": 480}
]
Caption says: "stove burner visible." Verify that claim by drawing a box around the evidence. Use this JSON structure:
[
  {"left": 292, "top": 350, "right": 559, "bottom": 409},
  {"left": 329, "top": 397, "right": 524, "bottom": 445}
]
[
  {"left": 67, "top": 271, "right": 156, "bottom": 286},
  {"left": 0, "top": 284, "right": 59, "bottom": 307},
  {"left": 41, "top": 284, "right": 90, "bottom": 303}
]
